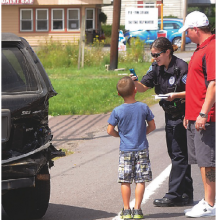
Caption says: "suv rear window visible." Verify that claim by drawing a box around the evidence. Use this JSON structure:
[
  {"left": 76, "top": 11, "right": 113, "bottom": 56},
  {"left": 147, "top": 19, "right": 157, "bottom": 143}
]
[{"left": 2, "top": 47, "right": 38, "bottom": 93}]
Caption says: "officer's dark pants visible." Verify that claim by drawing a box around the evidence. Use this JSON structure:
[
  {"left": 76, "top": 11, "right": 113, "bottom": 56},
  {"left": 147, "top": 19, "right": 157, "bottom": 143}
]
[{"left": 164, "top": 114, "right": 193, "bottom": 201}]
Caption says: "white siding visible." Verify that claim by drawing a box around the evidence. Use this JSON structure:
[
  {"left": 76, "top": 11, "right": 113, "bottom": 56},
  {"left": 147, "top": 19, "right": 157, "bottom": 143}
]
[{"left": 163, "top": 0, "right": 183, "bottom": 18}]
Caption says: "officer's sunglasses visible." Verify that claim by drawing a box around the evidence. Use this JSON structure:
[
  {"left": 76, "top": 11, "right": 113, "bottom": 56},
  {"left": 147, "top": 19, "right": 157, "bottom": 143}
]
[{"left": 151, "top": 51, "right": 166, "bottom": 58}]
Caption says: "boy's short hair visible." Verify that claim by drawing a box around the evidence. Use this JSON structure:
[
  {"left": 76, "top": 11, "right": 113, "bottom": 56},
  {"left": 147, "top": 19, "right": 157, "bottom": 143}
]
[{"left": 117, "top": 76, "right": 135, "bottom": 97}]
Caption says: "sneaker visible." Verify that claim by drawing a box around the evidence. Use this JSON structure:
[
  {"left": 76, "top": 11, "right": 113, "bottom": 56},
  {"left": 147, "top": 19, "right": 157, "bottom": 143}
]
[
  {"left": 185, "top": 199, "right": 216, "bottom": 218},
  {"left": 132, "top": 208, "right": 144, "bottom": 219},
  {"left": 184, "top": 199, "right": 216, "bottom": 214},
  {"left": 120, "top": 208, "right": 132, "bottom": 219}
]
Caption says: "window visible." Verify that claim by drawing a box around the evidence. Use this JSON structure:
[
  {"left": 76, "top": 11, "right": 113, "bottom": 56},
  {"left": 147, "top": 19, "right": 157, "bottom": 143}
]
[
  {"left": 36, "top": 9, "right": 48, "bottom": 31},
  {"left": 145, "top": 3, "right": 154, "bottom": 8},
  {"left": 86, "top": 8, "right": 95, "bottom": 30},
  {"left": 163, "top": 23, "right": 174, "bottom": 30},
  {"left": 20, "top": 9, "right": 33, "bottom": 31},
  {"left": 67, "top": 9, "right": 80, "bottom": 30},
  {"left": 52, "top": 9, "right": 64, "bottom": 31},
  {"left": 173, "top": 23, "right": 181, "bottom": 29},
  {"left": 2, "top": 48, "right": 38, "bottom": 93}
]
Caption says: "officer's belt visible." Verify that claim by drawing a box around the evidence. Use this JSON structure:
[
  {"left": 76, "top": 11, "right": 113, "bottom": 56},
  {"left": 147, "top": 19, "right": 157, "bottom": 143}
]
[{"left": 159, "top": 99, "right": 185, "bottom": 118}]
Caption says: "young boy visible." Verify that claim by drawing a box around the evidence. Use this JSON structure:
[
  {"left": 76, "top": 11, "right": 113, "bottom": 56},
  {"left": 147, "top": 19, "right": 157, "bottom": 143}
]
[{"left": 107, "top": 76, "right": 156, "bottom": 219}]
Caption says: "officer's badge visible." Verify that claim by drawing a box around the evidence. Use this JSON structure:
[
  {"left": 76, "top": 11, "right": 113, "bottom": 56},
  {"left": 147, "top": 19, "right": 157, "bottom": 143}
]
[
  {"left": 182, "top": 74, "right": 187, "bottom": 84},
  {"left": 169, "top": 76, "right": 175, "bottom": 85},
  {"left": 147, "top": 65, "right": 152, "bottom": 74}
]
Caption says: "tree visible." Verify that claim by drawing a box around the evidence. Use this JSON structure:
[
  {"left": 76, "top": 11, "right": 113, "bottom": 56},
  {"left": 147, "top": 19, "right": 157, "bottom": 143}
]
[{"left": 99, "top": 12, "right": 107, "bottom": 24}]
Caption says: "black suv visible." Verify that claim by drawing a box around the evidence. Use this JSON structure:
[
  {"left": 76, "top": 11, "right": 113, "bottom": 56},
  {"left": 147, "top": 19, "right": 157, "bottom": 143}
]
[{"left": 2, "top": 33, "right": 65, "bottom": 220}]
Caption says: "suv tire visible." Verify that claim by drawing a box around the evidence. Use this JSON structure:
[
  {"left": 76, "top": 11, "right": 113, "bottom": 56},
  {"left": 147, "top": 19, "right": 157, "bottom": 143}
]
[{"left": 2, "top": 165, "right": 50, "bottom": 220}]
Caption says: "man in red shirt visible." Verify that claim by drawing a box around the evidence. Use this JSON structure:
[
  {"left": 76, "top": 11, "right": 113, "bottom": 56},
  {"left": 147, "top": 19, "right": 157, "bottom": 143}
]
[{"left": 179, "top": 11, "right": 215, "bottom": 218}]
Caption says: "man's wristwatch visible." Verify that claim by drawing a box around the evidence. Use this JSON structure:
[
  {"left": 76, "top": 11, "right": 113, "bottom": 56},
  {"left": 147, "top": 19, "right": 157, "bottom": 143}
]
[{"left": 199, "top": 112, "right": 208, "bottom": 118}]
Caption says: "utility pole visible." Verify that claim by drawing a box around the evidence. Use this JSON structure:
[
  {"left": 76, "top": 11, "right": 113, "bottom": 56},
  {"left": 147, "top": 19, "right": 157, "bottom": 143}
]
[
  {"left": 109, "top": 0, "right": 121, "bottom": 70},
  {"left": 160, "top": 0, "right": 163, "bottom": 30},
  {"left": 181, "top": 0, "right": 187, "bottom": 51},
  {"left": 78, "top": 15, "right": 85, "bottom": 69}
]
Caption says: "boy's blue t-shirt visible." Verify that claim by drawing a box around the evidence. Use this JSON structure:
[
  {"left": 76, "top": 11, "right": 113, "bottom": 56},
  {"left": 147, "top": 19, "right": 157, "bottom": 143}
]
[{"left": 108, "top": 101, "right": 154, "bottom": 152}]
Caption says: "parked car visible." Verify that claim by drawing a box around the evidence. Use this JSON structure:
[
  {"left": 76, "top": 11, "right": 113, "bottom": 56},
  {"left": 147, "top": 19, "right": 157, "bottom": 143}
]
[
  {"left": 124, "top": 18, "right": 191, "bottom": 47},
  {"left": 2, "top": 33, "right": 65, "bottom": 220}
]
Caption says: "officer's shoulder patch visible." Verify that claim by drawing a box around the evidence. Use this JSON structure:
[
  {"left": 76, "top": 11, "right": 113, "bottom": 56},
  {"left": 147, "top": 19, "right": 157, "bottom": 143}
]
[
  {"left": 182, "top": 74, "right": 187, "bottom": 84},
  {"left": 147, "top": 65, "right": 152, "bottom": 74}
]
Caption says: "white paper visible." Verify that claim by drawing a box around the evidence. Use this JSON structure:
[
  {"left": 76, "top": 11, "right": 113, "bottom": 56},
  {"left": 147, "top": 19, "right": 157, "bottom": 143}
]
[{"left": 153, "top": 94, "right": 170, "bottom": 100}]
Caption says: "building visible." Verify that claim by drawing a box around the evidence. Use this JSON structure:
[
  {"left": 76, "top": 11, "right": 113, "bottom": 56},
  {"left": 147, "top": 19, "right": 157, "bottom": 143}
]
[
  {"left": 102, "top": 0, "right": 215, "bottom": 26},
  {"left": 1, "top": 0, "right": 112, "bottom": 46}
]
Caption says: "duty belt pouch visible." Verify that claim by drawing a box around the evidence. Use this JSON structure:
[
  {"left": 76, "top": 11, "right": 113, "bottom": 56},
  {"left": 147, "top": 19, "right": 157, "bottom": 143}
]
[{"left": 159, "top": 99, "right": 185, "bottom": 118}]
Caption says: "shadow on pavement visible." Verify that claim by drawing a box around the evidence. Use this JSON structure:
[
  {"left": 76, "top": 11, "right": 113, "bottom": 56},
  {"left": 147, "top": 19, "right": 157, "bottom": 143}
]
[
  {"left": 46, "top": 203, "right": 116, "bottom": 220},
  {"left": 2, "top": 203, "right": 116, "bottom": 220}
]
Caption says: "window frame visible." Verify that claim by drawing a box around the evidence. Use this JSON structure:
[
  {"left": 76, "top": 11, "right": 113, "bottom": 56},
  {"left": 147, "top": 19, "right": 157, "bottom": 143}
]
[
  {"left": 85, "top": 8, "right": 95, "bottom": 30},
  {"left": 67, "top": 8, "right": 80, "bottom": 31},
  {"left": 20, "top": 9, "right": 33, "bottom": 32},
  {"left": 51, "top": 8, "right": 64, "bottom": 31},
  {"left": 36, "top": 8, "right": 49, "bottom": 32}
]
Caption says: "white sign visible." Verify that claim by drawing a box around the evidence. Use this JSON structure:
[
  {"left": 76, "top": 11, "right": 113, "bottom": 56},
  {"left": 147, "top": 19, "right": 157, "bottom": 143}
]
[{"left": 125, "top": 7, "right": 158, "bottom": 31}]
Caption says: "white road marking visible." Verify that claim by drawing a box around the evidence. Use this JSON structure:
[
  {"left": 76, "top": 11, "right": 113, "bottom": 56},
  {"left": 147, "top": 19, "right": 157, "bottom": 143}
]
[{"left": 112, "top": 164, "right": 172, "bottom": 220}]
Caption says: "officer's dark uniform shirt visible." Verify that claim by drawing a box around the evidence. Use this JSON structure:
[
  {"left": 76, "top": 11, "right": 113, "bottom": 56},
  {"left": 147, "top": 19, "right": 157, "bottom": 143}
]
[
  {"left": 140, "top": 55, "right": 187, "bottom": 95},
  {"left": 140, "top": 55, "right": 188, "bottom": 118}
]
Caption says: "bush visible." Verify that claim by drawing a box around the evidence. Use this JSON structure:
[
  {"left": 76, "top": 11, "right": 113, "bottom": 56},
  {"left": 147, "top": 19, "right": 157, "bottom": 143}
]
[
  {"left": 101, "top": 25, "right": 112, "bottom": 37},
  {"left": 37, "top": 38, "right": 110, "bottom": 69},
  {"left": 209, "top": 17, "right": 215, "bottom": 32},
  {"left": 102, "top": 24, "right": 125, "bottom": 37},
  {"left": 36, "top": 35, "right": 147, "bottom": 69},
  {"left": 160, "top": 15, "right": 178, "bottom": 18},
  {"left": 99, "top": 12, "right": 107, "bottom": 24},
  {"left": 119, "top": 38, "right": 146, "bottom": 63}
]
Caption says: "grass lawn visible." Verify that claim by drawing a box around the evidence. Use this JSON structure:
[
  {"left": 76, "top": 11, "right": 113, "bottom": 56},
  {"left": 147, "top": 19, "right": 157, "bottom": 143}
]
[{"left": 47, "top": 63, "right": 159, "bottom": 116}]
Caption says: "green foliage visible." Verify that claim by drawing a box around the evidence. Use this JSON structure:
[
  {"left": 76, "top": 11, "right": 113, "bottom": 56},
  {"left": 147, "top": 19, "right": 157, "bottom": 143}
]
[
  {"left": 101, "top": 24, "right": 112, "bottom": 37},
  {"left": 99, "top": 12, "right": 107, "bottom": 24},
  {"left": 37, "top": 38, "right": 109, "bottom": 69},
  {"left": 36, "top": 39, "right": 157, "bottom": 116},
  {"left": 37, "top": 36, "right": 146, "bottom": 69},
  {"left": 101, "top": 24, "right": 125, "bottom": 37},
  {"left": 160, "top": 15, "right": 178, "bottom": 18},
  {"left": 209, "top": 17, "right": 215, "bottom": 31},
  {"left": 47, "top": 64, "right": 157, "bottom": 116},
  {"left": 119, "top": 38, "right": 146, "bottom": 63},
  {"left": 37, "top": 39, "right": 79, "bottom": 68},
  {"left": 188, "top": 5, "right": 215, "bottom": 17}
]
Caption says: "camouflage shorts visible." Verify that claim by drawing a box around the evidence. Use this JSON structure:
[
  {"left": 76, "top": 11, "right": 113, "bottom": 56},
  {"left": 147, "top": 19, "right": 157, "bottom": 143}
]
[{"left": 118, "top": 149, "right": 152, "bottom": 184}]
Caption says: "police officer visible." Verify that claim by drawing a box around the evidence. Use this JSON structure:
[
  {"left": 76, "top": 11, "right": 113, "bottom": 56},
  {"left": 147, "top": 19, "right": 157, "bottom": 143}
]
[{"left": 131, "top": 37, "right": 193, "bottom": 207}]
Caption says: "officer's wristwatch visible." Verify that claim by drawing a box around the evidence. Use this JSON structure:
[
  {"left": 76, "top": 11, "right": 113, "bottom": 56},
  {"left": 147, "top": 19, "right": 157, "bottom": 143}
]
[{"left": 199, "top": 112, "right": 208, "bottom": 118}]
